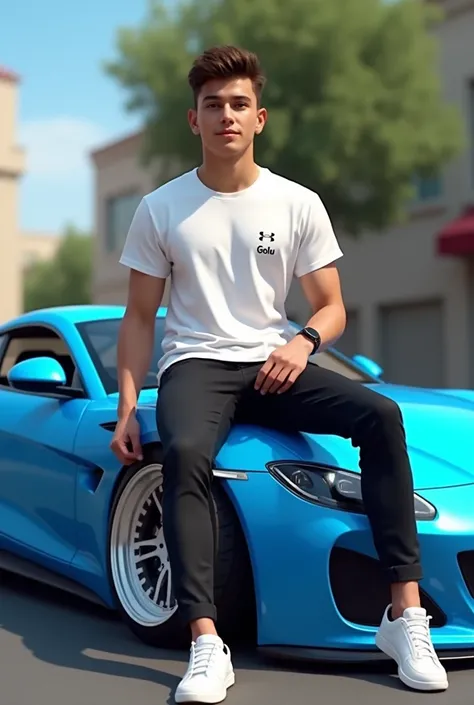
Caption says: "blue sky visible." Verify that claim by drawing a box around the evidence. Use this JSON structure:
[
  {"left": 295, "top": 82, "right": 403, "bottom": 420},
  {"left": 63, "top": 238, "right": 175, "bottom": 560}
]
[{"left": 2, "top": 0, "right": 151, "bottom": 234}]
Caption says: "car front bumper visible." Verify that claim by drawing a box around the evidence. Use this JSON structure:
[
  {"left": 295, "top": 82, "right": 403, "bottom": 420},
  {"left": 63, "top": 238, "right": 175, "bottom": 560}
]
[{"left": 225, "top": 474, "right": 474, "bottom": 661}]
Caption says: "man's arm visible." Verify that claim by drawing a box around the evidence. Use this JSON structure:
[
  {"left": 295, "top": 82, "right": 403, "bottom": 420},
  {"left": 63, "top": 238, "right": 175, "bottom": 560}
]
[
  {"left": 298, "top": 262, "right": 346, "bottom": 352},
  {"left": 111, "top": 270, "right": 166, "bottom": 464},
  {"left": 117, "top": 269, "right": 166, "bottom": 419},
  {"left": 111, "top": 195, "right": 171, "bottom": 464}
]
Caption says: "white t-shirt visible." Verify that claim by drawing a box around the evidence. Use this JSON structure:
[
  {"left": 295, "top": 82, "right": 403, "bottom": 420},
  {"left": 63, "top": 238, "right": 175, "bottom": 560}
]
[{"left": 119, "top": 167, "right": 343, "bottom": 382}]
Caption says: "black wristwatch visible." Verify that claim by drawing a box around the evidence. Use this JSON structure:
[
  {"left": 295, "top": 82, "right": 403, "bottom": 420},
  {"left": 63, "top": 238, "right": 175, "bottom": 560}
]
[{"left": 297, "top": 326, "right": 321, "bottom": 355}]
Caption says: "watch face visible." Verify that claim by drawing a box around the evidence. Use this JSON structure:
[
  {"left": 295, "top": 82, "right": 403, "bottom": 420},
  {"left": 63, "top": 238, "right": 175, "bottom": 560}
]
[{"left": 302, "top": 327, "right": 321, "bottom": 351}]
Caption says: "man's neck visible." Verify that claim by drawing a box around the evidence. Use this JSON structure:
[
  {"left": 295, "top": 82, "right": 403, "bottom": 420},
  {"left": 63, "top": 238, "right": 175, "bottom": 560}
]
[{"left": 197, "top": 151, "right": 261, "bottom": 193}]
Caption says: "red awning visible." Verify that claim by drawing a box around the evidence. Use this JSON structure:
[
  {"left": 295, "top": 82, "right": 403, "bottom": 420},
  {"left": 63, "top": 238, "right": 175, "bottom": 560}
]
[{"left": 437, "top": 206, "right": 474, "bottom": 257}]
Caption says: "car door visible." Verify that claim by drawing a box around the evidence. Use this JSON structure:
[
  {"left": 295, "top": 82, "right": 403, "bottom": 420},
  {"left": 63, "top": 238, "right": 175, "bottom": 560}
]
[{"left": 0, "top": 324, "right": 89, "bottom": 567}]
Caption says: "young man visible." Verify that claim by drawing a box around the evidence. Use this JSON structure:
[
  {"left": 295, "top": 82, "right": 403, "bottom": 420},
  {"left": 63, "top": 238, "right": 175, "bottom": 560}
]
[{"left": 112, "top": 46, "right": 448, "bottom": 702}]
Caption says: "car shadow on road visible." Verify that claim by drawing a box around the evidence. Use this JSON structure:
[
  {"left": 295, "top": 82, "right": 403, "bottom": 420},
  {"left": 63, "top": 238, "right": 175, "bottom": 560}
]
[{"left": 0, "top": 571, "right": 471, "bottom": 704}]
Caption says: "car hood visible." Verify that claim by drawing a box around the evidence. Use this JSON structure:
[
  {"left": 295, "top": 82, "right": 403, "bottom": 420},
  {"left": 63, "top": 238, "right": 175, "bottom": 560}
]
[
  {"left": 136, "top": 385, "right": 474, "bottom": 491},
  {"left": 365, "top": 384, "right": 474, "bottom": 490}
]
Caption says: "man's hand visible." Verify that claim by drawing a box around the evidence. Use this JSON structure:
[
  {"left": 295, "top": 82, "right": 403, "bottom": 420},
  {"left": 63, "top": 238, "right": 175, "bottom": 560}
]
[
  {"left": 254, "top": 335, "right": 314, "bottom": 395},
  {"left": 111, "top": 411, "right": 143, "bottom": 465}
]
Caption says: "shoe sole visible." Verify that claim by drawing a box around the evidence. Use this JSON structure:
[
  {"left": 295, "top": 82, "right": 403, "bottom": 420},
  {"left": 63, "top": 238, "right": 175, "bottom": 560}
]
[
  {"left": 175, "top": 672, "right": 236, "bottom": 703},
  {"left": 375, "top": 632, "right": 448, "bottom": 692}
]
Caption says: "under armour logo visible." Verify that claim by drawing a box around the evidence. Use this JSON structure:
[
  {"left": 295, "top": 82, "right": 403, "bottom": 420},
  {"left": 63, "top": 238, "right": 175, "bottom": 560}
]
[{"left": 259, "top": 231, "right": 275, "bottom": 242}]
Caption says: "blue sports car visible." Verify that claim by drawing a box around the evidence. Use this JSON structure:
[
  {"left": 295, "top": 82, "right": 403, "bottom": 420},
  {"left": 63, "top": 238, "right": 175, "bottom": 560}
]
[{"left": 1, "top": 305, "right": 474, "bottom": 662}]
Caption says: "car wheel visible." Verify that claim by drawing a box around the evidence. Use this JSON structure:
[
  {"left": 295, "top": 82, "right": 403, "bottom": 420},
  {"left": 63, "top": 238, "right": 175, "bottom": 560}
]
[{"left": 108, "top": 446, "right": 255, "bottom": 649}]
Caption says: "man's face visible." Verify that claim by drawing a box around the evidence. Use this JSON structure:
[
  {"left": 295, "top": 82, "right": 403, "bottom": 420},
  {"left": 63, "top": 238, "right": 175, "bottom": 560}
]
[{"left": 188, "top": 77, "right": 267, "bottom": 158}]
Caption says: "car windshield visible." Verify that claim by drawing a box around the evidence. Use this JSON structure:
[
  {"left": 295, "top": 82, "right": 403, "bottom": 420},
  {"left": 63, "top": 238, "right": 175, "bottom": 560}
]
[{"left": 77, "top": 318, "right": 377, "bottom": 394}]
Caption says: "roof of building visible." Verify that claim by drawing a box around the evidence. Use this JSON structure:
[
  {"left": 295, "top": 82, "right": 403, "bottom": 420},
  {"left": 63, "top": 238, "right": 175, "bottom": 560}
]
[{"left": 89, "top": 129, "right": 143, "bottom": 160}]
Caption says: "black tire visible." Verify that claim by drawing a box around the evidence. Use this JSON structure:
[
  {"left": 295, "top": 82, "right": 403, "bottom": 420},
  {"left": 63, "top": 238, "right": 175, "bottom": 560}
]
[{"left": 107, "top": 445, "right": 255, "bottom": 649}]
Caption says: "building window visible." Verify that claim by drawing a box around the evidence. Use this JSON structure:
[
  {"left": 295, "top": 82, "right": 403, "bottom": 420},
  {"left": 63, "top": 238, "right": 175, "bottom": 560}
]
[
  {"left": 412, "top": 174, "right": 442, "bottom": 203},
  {"left": 105, "top": 191, "right": 142, "bottom": 252}
]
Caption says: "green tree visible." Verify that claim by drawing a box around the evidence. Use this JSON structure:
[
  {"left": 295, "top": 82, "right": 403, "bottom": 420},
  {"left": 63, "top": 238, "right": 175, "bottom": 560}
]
[
  {"left": 106, "top": 0, "right": 463, "bottom": 234},
  {"left": 23, "top": 226, "right": 93, "bottom": 312}
]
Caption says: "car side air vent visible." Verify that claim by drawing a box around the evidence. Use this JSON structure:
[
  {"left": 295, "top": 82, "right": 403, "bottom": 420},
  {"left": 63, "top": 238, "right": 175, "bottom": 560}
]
[{"left": 100, "top": 421, "right": 117, "bottom": 432}]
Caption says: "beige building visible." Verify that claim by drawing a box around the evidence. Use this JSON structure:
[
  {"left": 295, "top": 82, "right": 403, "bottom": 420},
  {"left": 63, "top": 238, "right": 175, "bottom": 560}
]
[
  {"left": 90, "top": 132, "right": 157, "bottom": 305},
  {"left": 90, "top": 0, "right": 474, "bottom": 388},
  {"left": 21, "top": 231, "right": 61, "bottom": 269},
  {"left": 0, "top": 68, "right": 60, "bottom": 323},
  {"left": 0, "top": 67, "right": 25, "bottom": 323}
]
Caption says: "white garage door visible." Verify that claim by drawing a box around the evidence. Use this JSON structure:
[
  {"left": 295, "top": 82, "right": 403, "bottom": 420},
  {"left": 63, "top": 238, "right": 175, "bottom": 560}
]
[{"left": 379, "top": 300, "right": 445, "bottom": 387}]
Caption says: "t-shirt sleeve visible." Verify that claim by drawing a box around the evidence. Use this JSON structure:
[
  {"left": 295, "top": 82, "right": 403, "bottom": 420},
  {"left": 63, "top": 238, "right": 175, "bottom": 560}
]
[
  {"left": 294, "top": 192, "right": 343, "bottom": 278},
  {"left": 119, "top": 197, "right": 171, "bottom": 278}
]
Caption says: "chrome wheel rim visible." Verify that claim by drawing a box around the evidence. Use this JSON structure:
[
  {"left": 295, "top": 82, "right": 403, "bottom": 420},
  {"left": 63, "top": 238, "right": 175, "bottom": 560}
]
[{"left": 110, "top": 463, "right": 178, "bottom": 626}]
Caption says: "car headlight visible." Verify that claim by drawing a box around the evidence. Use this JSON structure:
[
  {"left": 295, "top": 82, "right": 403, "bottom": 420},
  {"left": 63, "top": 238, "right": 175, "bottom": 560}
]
[{"left": 266, "top": 461, "right": 436, "bottom": 520}]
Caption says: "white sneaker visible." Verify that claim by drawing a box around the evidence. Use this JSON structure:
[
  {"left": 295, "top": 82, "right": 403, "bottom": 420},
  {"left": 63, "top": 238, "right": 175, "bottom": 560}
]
[
  {"left": 175, "top": 634, "right": 235, "bottom": 703},
  {"left": 376, "top": 604, "right": 448, "bottom": 691}
]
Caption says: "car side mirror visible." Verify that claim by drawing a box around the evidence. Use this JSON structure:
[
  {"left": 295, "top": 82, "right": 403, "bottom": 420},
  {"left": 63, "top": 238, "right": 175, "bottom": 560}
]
[
  {"left": 352, "top": 354, "right": 384, "bottom": 379},
  {"left": 8, "top": 356, "right": 67, "bottom": 392}
]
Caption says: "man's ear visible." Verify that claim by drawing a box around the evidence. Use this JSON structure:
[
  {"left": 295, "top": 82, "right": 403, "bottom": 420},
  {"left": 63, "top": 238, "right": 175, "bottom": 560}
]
[
  {"left": 255, "top": 107, "right": 268, "bottom": 135},
  {"left": 188, "top": 108, "right": 200, "bottom": 135}
]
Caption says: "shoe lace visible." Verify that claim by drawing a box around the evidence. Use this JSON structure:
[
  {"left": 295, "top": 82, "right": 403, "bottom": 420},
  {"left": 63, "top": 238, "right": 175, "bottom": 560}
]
[
  {"left": 190, "top": 643, "right": 219, "bottom": 676},
  {"left": 407, "top": 615, "right": 436, "bottom": 659}
]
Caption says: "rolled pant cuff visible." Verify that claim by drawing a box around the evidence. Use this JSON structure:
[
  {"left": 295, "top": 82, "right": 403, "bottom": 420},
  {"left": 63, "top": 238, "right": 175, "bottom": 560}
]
[
  {"left": 387, "top": 563, "right": 423, "bottom": 583},
  {"left": 181, "top": 602, "right": 217, "bottom": 625}
]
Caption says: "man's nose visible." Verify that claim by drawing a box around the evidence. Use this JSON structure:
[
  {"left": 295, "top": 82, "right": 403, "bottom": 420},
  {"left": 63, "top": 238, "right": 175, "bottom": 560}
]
[{"left": 220, "top": 105, "right": 234, "bottom": 122}]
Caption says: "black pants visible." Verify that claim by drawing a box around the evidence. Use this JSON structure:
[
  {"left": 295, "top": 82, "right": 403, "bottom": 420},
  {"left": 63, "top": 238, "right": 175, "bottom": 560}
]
[{"left": 156, "top": 357, "right": 422, "bottom": 625}]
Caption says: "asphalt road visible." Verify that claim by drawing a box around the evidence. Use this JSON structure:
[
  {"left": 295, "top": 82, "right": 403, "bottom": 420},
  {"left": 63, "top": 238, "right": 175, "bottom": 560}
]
[{"left": 1, "top": 571, "right": 473, "bottom": 705}]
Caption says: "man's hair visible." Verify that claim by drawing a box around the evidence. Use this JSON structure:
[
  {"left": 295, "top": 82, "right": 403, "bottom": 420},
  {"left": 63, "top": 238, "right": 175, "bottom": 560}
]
[{"left": 188, "top": 45, "right": 266, "bottom": 106}]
